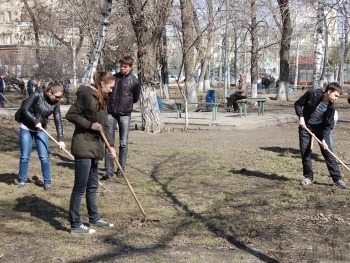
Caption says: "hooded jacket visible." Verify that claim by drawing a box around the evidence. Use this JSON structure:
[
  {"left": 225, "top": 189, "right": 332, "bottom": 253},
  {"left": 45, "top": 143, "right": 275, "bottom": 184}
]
[
  {"left": 66, "top": 85, "right": 113, "bottom": 159},
  {"left": 20, "top": 91, "right": 64, "bottom": 141},
  {"left": 107, "top": 71, "right": 141, "bottom": 116},
  {"left": 294, "top": 89, "right": 336, "bottom": 140}
]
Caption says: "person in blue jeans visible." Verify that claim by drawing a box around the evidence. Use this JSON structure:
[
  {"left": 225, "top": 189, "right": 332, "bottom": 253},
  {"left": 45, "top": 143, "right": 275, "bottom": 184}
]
[
  {"left": 66, "top": 71, "right": 117, "bottom": 234},
  {"left": 102, "top": 56, "right": 141, "bottom": 180},
  {"left": 17, "top": 83, "right": 66, "bottom": 190}
]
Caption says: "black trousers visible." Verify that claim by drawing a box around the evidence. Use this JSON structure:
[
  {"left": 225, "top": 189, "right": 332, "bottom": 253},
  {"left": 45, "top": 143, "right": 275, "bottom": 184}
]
[
  {"left": 299, "top": 124, "right": 340, "bottom": 181},
  {"left": 227, "top": 93, "right": 246, "bottom": 110},
  {"left": 69, "top": 158, "right": 101, "bottom": 228}
]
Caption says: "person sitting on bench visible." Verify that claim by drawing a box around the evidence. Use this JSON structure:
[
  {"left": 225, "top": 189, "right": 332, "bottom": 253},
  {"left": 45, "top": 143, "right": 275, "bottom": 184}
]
[{"left": 227, "top": 74, "right": 248, "bottom": 112}]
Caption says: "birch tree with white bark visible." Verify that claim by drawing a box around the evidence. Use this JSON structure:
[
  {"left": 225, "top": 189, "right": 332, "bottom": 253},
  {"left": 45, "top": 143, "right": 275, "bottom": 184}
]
[
  {"left": 82, "top": 0, "right": 113, "bottom": 85},
  {"left": 312, "top": 0, "right": 325, "bottom": 89}
]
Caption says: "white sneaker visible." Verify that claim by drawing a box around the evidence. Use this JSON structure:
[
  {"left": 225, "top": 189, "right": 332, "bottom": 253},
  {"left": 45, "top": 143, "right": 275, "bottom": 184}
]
[
  {"left": 71, "top": 224, "right": 96, "bottom": 234},
  {"left": 301, "top": 178, "right": 313, "bottom": 186},
  {"left": 90, "top": 219, "right": 114, "bottom": 227}
]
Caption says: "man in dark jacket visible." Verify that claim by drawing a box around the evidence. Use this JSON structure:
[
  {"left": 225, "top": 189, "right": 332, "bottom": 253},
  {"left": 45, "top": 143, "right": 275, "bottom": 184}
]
[
  {"left": 0, "top": 71, "right": 6, "bottom": 107},
  {"left": 294, "top": 82, "right": 345, "bottom": 189},
  {"left": 102, "top": 56, "right": 141, "bottom": 179}
]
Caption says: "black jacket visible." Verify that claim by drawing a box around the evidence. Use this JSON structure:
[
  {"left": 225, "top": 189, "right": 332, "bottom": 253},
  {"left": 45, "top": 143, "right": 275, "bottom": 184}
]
[
  {"left": 107, "top": 71, "right": 141, "bottom": 116},
  {"left": 20, "top": 91, "right": 64, "bottom": 141},
  {"left": 66, "top": 85, "right": 113, "bottom": 159},
  {"left": 294, "top": 89, "right": 335, "bottom": 140}
]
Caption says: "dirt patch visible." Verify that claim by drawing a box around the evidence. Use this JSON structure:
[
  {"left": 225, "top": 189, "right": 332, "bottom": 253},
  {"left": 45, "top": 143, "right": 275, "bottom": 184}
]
[{"left": 1, "top": 96, "right": 350, "bottom": 262}]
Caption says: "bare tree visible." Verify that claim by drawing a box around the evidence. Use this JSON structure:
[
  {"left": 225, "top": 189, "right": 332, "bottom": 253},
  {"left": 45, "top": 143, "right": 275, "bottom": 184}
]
[
  {"left": 127, "top": 0, "right": 172, "bottom": 132},
  {"left": 250, "top": 0, "right": 259, "bottom": 98},
  {"left": 313, "top": 0, "right": 325, "bottom": 89},
  {"left": 82, "top": 0, "right": 113, "bottom": 84},
  {"left": 197, "top": 0, "right": 214, "bottom": 92},
  {"left": 180, "top": 0, "right": 197, "bottom": 103},
  {"left": 276, "top": 0, "right": 292, "bottom": 101}
]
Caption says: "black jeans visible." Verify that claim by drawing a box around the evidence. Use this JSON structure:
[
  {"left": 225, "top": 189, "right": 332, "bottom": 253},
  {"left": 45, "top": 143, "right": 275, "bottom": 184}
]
[
  {"left": 299, "top": 124, "right": 341, "bottom": 181},
  {"left": 227, "top": 93, "right": 246, "bottom": 111},
  {"left": 69, "top": 158, "right": 100, "bottom": 228}
]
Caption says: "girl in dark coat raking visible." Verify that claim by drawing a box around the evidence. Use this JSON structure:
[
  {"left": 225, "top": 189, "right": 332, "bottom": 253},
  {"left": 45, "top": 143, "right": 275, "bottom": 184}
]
[{"left": 66, "top": 71, "right": 116, "bottom": 234}]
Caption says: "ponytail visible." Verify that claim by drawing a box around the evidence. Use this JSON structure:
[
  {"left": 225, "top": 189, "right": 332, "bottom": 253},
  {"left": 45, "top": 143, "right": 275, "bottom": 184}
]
[{"left": 92, "top": 71, "right": 115, "bottom": 109}]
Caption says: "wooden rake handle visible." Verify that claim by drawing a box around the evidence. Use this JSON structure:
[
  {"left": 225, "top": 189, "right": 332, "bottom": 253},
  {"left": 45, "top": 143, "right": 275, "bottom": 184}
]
[
  {"left": 41, "top": 128, "right": 74, "bottom": 159},
  {"left": 100, "top": 131, "right": 147, "bottom": 218},
  {"left": 41, "top": 128, "right": 106, "bottom": 189},
  {"left": 303, "top": 125, "right": 350, "bottom": 173},
  {"left": 0, "top": 92, "right": 11, "bottom": 104}
]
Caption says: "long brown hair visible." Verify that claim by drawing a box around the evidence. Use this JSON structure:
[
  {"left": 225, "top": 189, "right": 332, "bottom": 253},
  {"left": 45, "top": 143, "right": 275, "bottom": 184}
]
[{"left": 93, "top": 71, "right": 115, "bottom": 109}]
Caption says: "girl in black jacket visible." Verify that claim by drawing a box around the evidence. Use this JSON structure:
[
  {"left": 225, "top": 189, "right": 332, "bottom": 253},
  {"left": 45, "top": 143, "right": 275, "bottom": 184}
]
[{"left": 17, "top": 83, "right": 66, "bottom": 190}]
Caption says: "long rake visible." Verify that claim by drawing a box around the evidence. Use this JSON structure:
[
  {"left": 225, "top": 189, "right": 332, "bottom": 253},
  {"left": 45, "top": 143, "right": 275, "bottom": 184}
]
[{"left": 99, "top": 131, "right": 148, "bottom": 218}]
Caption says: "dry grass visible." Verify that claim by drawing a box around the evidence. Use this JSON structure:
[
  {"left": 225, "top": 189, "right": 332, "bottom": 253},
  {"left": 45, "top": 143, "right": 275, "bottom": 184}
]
[{"left": 1, "top": 98, "right": 350, "bottom": 262}]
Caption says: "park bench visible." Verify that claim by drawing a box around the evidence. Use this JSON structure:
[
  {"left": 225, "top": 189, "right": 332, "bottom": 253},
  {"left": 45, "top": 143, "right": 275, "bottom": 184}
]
[
  {"left": 237, "top": 98, "right": 267, "bottom": 118},
  {"left": 175, "top": 101, "right": 220, "bottom": 121}
]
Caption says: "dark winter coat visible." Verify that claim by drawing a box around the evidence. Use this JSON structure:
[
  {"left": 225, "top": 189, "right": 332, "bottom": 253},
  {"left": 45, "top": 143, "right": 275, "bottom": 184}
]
[
  {"left": 107, "top": 71, "right": 141, "bottom": 116},
  {"left": 294, "top": 89, "right": 336, "bottom": 140},
  {"left": 66, "top": 85, "right": 113, "bottom": 159},
  {"left": 20, "top": 91, "right": 64, "bottom": 141}
]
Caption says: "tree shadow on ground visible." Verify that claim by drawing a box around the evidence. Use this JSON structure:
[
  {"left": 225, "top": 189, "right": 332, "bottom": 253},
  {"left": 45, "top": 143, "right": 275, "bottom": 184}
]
[
  {"left": 67, "top": 153, "right": 279, "bottom": 263},
  {"left": 0, "top": 126, "right": 20, "bottom": 152},
  {"left": 0, "top": 173, "right": 17, "bottom": 185},
  {"left": 260, "top": 146, "right": 299, "bottom": 156},
  {"left": 261, "top": 146, "right": 324, "bottom": 162},
  {"left": 50, "top": 152, "right": 75, "bottom": 169},
  {"left": 230, "top": 168, "right": 290, "bottom": 181},
  {"left": 13, "top": 195, "right": 69, "bottom": 232}
]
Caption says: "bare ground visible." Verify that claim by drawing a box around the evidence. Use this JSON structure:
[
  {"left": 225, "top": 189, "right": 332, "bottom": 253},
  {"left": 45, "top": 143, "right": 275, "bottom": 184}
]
[{"left": 1, "top": 95, "right": 350, "bottom": 262}]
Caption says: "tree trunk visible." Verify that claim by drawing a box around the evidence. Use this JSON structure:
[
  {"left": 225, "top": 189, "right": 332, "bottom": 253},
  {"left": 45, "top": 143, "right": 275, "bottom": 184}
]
[
  {"left": 140, "top": 85, "right": 164, "bottom": 132},
  {"left": 312, "top": 0, "right": 325, "bottom": 89},
  {"left": 128, "top": 0, "right": 171, "bottom": 132},
  {"left": 160, "top": 27, "right": 170, "bottom": 99},
  {"left": 22, "top": 0, "right": 43, "bottom": 73},
  {"left": 250, "top": 0, "right": 258, "bottom": 98},
  {"left": 82, "top": 0, "right": 112, "bottom": 85},
  {"left": 277, "top": 0, "right": 292, "bottom": 101},
  {"left": 180, "top": 0, "right": 197, "bottom": 104}
]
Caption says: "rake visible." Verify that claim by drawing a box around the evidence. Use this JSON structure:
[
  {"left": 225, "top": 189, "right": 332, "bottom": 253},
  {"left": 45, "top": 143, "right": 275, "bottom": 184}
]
[{"left": 99, "top": 131, "right": 149, "bottom": 219}]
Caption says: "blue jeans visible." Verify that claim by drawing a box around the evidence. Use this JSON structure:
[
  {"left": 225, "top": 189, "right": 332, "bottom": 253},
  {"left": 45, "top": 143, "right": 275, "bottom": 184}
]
[
  {"left": 18, "top": 128, "right": 51, "bottom": 184},
  {"left": 329, "top": 119, "right": 337, "bottom": 152},
  {"left": 104, "top": 114, "right": 131, "bottom": 175},
  {"left": 69, "top": 158, "right": 100, "bottom": 228}
]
